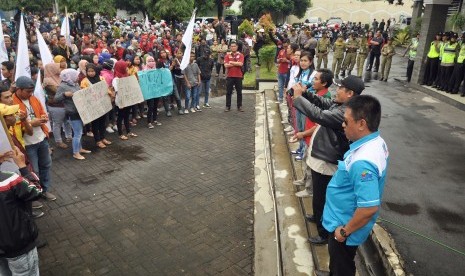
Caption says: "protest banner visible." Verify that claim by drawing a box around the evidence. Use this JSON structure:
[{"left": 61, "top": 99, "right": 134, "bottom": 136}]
[
  {"left": 138, "top": 68, "right": 174, "bottom": 100},
  {"left": 0, "top": 114, "right": 14, "bottom": 154},
  {"left": 73, "top": 81, "right": 112, "bottom": 125},
  {"left": 115, "top": 75, "right": 144, "bottom": 109}
]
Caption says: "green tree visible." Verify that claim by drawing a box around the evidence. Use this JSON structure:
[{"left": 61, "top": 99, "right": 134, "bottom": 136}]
[
  {"left": 238, "top": 19, "right": 254, "bottom": 36},
  {"left": 150, "top": 0, "right": 194, "bottom": 22},
  {"left": 114, "top": 0, "right": 147, "bottom": 15},
  {"left": 195, "top": 0, "right": 216, "bottom": 16},
  {"left": 241, "top": 0, "right": 311, "bottom": 19},
  {"left": 0, "top": 0, "right": 54, "bottom": 12}
]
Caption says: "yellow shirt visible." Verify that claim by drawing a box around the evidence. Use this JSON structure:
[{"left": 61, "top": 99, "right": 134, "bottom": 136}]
[{"left": 10, "top": 122, "right": 25, "bottom": 148}]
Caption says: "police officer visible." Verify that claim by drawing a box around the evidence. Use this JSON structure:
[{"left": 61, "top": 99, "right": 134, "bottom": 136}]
[
  {"left": 422, "top": 32, "right": 442, "bottom": 86},
  {"left": 332, "top": 33, "right": 346, "bottom": 77},
  {"left": 317, "top": 32, "right": 331, "bottom": 69},
  {"left": 341, "top": 32, "right": 359, "bottom": 77},
  {"left": 447, "top": 33, "right": 465, "bottom": 94},
  {"left": 356, "top": 32, "right": 369, "bottom": 78},
  {"left": 403, "top": 33, "right": 419, "bottom": 83},
  {"left": 437, "top": 32, "right": 458, "bottom": 91},
  {"left": 379, "top": 37, "right": 396, "bottom": 82},
  {"left": 433, "top": 32, "right": 450, "bottom": 89}
]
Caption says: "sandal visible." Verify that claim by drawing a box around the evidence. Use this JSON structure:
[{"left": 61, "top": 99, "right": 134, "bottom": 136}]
[
  {"left": 128, "top": 132, "right": 138, "bottom": 137},
  {"left": 80, "top": 149, "right": 92, "bottom": 154},
  {"left": 97, "top": 142, "right": 107, "bottom": 148},
  {"left": 102, "top": 139, "right": 112, "bottom": 145},
  {"left": 73, "top": 154, "right": 85, "bottom": 160},
  {"left": 120, "top": 135, "right": 129, "bottom": 140}
]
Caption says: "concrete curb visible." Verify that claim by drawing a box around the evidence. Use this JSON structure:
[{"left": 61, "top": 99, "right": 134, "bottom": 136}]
[{"left": 371, "top": 224, "right": 407, "bottom": 276}]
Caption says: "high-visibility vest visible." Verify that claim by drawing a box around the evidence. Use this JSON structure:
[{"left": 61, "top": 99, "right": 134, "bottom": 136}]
[
  {"left": 427, "top": 41, "right": 440, "bottom": 58},
  {"left": 409, "top": 38, "right": 419, "bottom": 59},
  {"left": 457, "top": 44, "right": 465, "bottom": 63},
  {"left": 442, "top": 42, "right": 457, "bottom": 64}
]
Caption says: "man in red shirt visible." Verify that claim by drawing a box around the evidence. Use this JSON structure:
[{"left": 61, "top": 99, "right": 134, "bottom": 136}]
[
  {"left": 277, "top": 41, "right": 291, "bottom": 103},
  {"left": 224, "top": 41, "right": 245, "bottom": 112}
]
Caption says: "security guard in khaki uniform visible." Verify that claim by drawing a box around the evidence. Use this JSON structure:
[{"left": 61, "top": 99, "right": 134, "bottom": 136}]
[
  {"left": 379, "top": 37, "right": 396, "bottom": 82},
  {"left": 332, "top": 34, "right": 346, "bottom": 77},
  {"left": 403, "top": 33, "right": 419, "bottom": 83},
  {"left": 356, "top": 33, "right": 369, "bottom": 78},
  {"left": 447, "top": 34, "right": 465, "bottom": 94},
  {"left": 437, "top": 32, "right": 458, "bottom": 91},
  {"left": 341, "top": 32, "right": 359, "bottom": 77},
  {"left": 422, "top": 32, "right": 442, "bottom": 86},
  {"left": 317, "top": 32, "right": 331, "bottom": 69}
]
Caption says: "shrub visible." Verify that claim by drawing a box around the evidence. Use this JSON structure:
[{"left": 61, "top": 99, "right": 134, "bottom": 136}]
[
  {"left": 393, "top": 27, "right": 410, "bottom": 46},
  {"left": 258, "top": 45, "right": 276, "bottom": 72},
  {"left": 259, "top": 13, "right": 276, "bottom": 44},
  {"left": 239, "top": 19, "right": 254, "bottom": 37}
]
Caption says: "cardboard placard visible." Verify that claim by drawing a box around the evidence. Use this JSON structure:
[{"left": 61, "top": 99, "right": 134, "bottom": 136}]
[
  {"left": 115, "top": 75, "right": 144, "bottom": 108},
  {"left": 72, "top": 81, "right": 113, "bottom": 125},
  {"left": 138, "top": 68, "right": 174, "bottom": 100}
]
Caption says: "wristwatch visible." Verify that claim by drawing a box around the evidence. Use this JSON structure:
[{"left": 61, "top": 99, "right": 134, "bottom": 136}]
[{"left": 340, "top": 226, "right": 350, "bottom": 238}]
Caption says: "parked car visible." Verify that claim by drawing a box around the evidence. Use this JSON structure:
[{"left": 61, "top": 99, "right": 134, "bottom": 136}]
[
  {"left": 196, "top": 17, "right": 216, "bottom": 24},
  {"left": 326, "top": 17, "right": 343, "bottom": 29}
]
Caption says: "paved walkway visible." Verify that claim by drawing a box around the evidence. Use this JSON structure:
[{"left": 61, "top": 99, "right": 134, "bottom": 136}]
[{"left": 37, "top": 95, "right": 256, "bottom": 275}]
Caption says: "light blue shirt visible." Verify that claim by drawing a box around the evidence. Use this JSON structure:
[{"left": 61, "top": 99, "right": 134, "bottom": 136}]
[{"left": 322, "top": 131, "right": 389, "bottom": 246}]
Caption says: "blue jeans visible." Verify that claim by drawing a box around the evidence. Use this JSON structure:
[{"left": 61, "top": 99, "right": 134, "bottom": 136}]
[
  {"left": 25, "top": 139, "right": 52, "bottom": 192},
  {"left": 0, "top": 247, "right": 39, "bottom": 276},
  {"left": 201, "top": 79, "right": 211, "bottom": 104},
  {"left": 186, "top": 85, "right": 200, "bottom": 108},
  {"left": 70, "top": 119, "right": 83, "bottom": 154},
  {"left": 277, "top": 72, "right": 287, "bottom": 102}
]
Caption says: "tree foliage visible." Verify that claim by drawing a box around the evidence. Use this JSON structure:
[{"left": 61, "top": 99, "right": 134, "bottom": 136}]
[
  {"left": 0, "top": 0, "right": 54, "bottom": 12},
  {"left": 62, "top": 0, "right": 117, "bottom": 15},
  {"left": 241, "top": 0, "right": 311, "bottom": 20},
  {"left": 151, "top": 0, "right": 194, "bottom": 22},
  {"left": 238, "top": 19, "right": 254, "bottom": 36},
  {"left": 114, "top": 0, "right": 147, "bottom": 15}
]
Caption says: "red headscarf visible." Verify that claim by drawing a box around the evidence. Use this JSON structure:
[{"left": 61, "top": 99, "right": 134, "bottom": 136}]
[{"left": 114, "top": 60, "right": 129, "bottom": 78}]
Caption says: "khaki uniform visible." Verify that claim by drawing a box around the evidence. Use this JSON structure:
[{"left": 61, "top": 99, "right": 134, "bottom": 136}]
[
  {"left": 357, "top": 37, "right": 369, "bottom": 77},
  {"left": 332, "top": 39, "right": 346, "bottom": 76},
  {"left": 380, "top": 43, "right": 396, "bottom": 81},
  {"left": 317, "top": 37, "right": 331, "bottom": 69},
  {"left": 342, "top": 37, "right": 359, "bottom": 75}
]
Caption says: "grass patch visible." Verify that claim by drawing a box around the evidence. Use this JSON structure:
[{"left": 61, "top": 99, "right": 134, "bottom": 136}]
[{"left": 243, "top": 56, "right": 278, "bottom": 87}]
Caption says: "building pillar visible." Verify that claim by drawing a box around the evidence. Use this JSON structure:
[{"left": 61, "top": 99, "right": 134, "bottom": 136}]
[
  {"left": 411, "top": 0, "right": 423, "bottom": 29},
  {"left": 411, "top": 4, "right": 449, "bottom": 84}
]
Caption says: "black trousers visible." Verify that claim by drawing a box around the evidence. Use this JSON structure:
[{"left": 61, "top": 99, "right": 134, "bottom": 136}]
[
  {"left": 146, "top": 98, "right": 161, "bottom": 124},
  {"left": 439, "top": 66, "right": 454, "bottom": 90},
  {"left": 226, "top": 77, "right": 243, "bottom": 109},
  {"left": 216, "top": 63, "right": 225, "bottom": 75},
  {"left": 422, "top": 57, "right": 439, "bottom": 85},
  {"left": 368, "top": 52, "right": 380, "bottom": 72},
  {"left": 116, "top": 106, "right": 131, "bottom": 136},
  {"left": 91, "top": 115, "right": 106, "bottom": 142},
  {"left": 447, "top": 63, "right": 464, "bottom": 93},
  {"left": 311, "top": 169, "right": 332, "bottom": 239},
  {"left": 406, "top": 59, "right": 414, "bottom": 82},
  {"left": 328, "top": 232, "right": 358, "bottom": 276}
]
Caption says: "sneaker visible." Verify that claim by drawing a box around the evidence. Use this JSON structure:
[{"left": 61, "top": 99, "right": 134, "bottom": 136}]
[
  {"left": 147, "top": 123, "right": 154, "bottom": 129},
  {"left": 106, "top": 126, "right": 115, "bottom": 133},
  {"left": 154, "top": 121, "right": 162, "bottom": 126},
  {"left": 86, "top": 131, "right": 94, "bottom": 137},
  {"left": 195, "top": 106, "right": 202, "bottom": 112},
  {"left": 136, "top": 115, "right": 141, "bottom": 119},
  {"left": 295, "top": 189, "right": 312, "bottom": 197},
  {"left": 112, "top": 125, "right": 118, "bottom": 131},
  {"left": 295, "top": 155, "right": 303, "bottom": 161},
  {"left": 166, "top": 111, "right": 172, "bottom": 117},
  {"left": 284, "top": 126, "right": 294, "bottom": 132},
  {"left": 203, "top": 103, "right": 211, "bottom": 108},
  {"left": 142, "top": 114, "right": 147, "bottom": 118},
  {"left": 178, "top": 109, "right": 184, "bottom": 115},
  {"left": 32, "top": 201, "right": 43, "bottom": 209},
  {"left": 184, "top": 109, "right": 189, "bottom": 114},
  {"left": 33, "top": 210, "right": 44, "bottom": 219},
  {"left": 224, "top": 108, "right": 231, "bottom": 112},
  {"left": 290, "top": 150, "right": 301, "bottom": 155},
  {"left": 293, "top": 179, "right": 305, "bottom": 186},
  {"left": 42, "top": 192, "right": 56, "bottom": 201},
  {"left": 190, "top": 108, "right": 196, "bottom": 113}
]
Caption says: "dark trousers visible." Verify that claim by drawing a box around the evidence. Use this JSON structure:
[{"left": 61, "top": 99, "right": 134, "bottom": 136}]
[
  {"left": 368, "top": 52, "right": 380, "bottom": 72},
  {"left": 226, "top": 77, "right": 243, "bottom": 109},
  {"left": 216, "top": 63, "right": 225, "bottom": 75},
  {"left": 91, "top": 115, "right": 106, "bottom": 142},
  {"left": 328, "top": 232, "right": 358, "bottom": 276},
  {"left": 311, "top": 169, "right": 332, "bottom": 239},
  {"left": 447, "top": 63, "right": 464, "bottom": 93},
  {"left": 438, "top": 66, "right": 454, "bottom": 90},
  {"left": 406, "top": 59, "right": 414, "bottom": 82},
  {"left": 146, "top": 98, "right": 160, "bottom": 124},
  {"left": 422, "top": 57, "right": 439, "bottom": 85},
  {"left": 116, "top": 106, "right": 131, "bottom": 136}
]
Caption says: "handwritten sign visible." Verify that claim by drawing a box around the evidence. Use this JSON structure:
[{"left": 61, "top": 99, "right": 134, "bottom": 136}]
[
  {"left": 115, "top": 75, "right": 144, "bottom": 108},
  {"left": 73, "top": 81, "right": 113, "bottom": 125},
  {"left": 138, "top": 68, "right": 174, "bottom": 100},
  {"left": 0, "top": 114, "right": 14, "bottom": 154}
]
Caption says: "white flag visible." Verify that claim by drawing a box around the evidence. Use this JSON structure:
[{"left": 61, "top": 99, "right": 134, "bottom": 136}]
[
  {"left": 15, "top": 13, "right": 31, "bottom": 80},
  {"left": 33, "top": 71, "right": 51, "bottom": 131},
  {"left": 60, "top": 15, "right": 72, "bottom": 47},
  {"left": 180, "top": 9, "right": 197, "bottom": 70},
  {"left": 36, "top": 29, "right": 54, "bottom": 66},
  {"left": 144, "top": 14, "right": 150, "bottom": 31},
  {"left": 0, "top": 16, "right": 9, "bottom": 80}
]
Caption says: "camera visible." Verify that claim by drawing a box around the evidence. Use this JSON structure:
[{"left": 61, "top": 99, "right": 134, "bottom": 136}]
[{"left": 288, "top": 88, "right": 295, "bottom": 97}]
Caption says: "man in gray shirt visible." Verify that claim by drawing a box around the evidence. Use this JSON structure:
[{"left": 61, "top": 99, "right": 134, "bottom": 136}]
[{"left": 182, "top": 52, "right": 202, "bottom": 113}]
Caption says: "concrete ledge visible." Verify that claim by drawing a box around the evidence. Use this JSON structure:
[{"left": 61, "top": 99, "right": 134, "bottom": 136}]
[{"left": 370, "top": 224, "right": 406, "bottom": 276}]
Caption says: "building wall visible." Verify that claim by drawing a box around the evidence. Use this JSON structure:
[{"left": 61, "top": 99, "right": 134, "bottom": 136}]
[{"left": 288, "top": 0, "right": 413, "bottom": 24}]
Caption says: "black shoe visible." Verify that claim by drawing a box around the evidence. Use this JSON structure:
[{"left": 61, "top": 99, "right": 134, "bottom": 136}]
[
  {"left": 305, "top": 214, "right": 317, "bottom": 223},
  {"left": 32, "top": 210, "right": 44, "bottom": 219},
  {"left": 384, "top": 79, "right": 387, "bottom": 82},
  {"left": 308, "top": 236, "right": 328, "bottom": 245},
  {"left": 37, "top": 239, "right": 48, "bottom": 249},
  {"left": 314, "top": 270, "right": 330, "bottom": 276},
  {"left": 461, "top": 93, "right": 465, "bottom": 97}
]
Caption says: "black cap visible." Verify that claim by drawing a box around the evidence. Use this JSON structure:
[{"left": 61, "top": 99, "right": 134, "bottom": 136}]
[
  {"left": 333, "top": 75, "right": 365, "bottom": 95},
  {"left": 15, "top": 76, "right": 35, "bottom": 89},
  {"left": 452, "top": 32, "right": 458, "bottom": 39}
]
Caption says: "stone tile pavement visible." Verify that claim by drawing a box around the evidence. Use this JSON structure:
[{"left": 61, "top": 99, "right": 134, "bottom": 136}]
[{"left": 36, "top": 94, "right": 256, "bottom": 275}]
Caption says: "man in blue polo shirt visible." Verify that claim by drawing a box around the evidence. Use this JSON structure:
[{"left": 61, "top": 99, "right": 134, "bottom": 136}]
[{"left": 321, "top": 95, "right": 389, "bottom": 276}]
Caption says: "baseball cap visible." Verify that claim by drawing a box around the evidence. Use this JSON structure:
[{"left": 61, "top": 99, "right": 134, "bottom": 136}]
[
  {"left": 333, "top": 75, "right": 365, "bottom": 95},
  {"left": 15, "top": 76, "right": 35, "bottom": 89},
  {"left": 0, "top": 103, "right": 19, "bottom": 116}
]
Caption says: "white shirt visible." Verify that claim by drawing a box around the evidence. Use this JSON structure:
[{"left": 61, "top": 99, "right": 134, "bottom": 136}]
[{"left": 23, "top": 99, "right": 46, "bottom": 146}]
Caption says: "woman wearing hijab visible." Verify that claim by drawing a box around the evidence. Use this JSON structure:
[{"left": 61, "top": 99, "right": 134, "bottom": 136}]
[
  {"left": 77, "top": 59, "right": 88, "bottom": 85},
  {"left": 113, "top": 60, "right": 138, "bottom": 140},
  {"left": 55, "top": 69, "right": 92, "bottom": 160},
  {"left": 143, "top": 56, "right": 163, "bottom": 129},
  {"left": 53, "top": 55, "right": 67, "bottom": 70},
  {"left": 43, "top": 63, "right": 73, "bottom": 149},
  {"left": 80, "top": 63, "right": 113, "bottom": 148}
]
